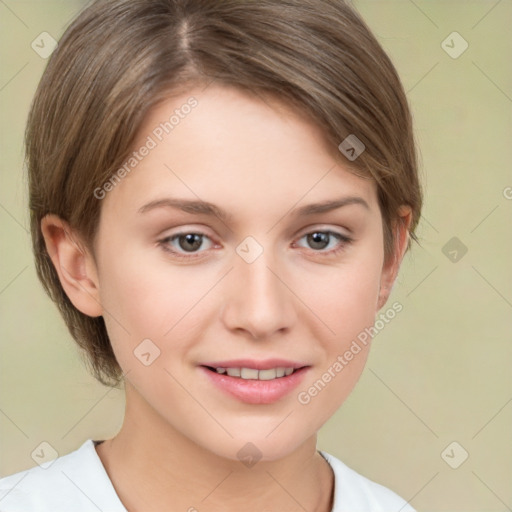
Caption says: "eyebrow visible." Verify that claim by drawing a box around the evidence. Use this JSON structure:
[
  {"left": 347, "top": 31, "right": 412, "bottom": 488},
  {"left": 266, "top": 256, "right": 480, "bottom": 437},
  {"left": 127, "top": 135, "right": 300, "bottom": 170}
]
[{"left": 137, "top": 196, "right": 369, "bottom": 222}]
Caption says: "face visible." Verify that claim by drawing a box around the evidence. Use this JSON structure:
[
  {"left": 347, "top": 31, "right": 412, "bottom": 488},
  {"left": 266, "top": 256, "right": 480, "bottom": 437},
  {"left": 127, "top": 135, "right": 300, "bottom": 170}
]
[{"left": 88, "top": 84, "right": 400, "bottom": 462}]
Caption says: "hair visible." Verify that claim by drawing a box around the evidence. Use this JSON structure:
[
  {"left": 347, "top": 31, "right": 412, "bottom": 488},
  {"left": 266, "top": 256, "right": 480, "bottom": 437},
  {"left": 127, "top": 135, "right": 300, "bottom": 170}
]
[{"left": 26, "top": 0, "right": 423, "bottom": 387}]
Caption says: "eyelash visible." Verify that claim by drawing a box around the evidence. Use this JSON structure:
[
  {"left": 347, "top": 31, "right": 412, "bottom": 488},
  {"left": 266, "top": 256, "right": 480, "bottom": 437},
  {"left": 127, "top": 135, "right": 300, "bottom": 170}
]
[{"left": 158, "top": 229, "right": 353, "bottom": 260}]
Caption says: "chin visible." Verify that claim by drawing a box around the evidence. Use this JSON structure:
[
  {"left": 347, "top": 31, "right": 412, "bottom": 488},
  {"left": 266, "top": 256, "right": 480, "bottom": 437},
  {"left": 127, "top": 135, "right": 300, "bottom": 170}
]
[{"left": 198, "top": 429, "right": 311, "bottom": 465}]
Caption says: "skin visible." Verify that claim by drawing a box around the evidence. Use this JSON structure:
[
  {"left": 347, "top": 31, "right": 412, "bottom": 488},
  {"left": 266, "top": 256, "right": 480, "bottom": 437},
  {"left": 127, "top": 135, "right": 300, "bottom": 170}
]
[{"left": 42, "top": 84, "right": 411, "bottom": 512}]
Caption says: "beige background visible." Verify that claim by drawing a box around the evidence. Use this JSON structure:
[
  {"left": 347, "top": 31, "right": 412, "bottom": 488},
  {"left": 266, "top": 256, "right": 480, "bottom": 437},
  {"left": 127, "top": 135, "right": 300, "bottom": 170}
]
[{"left": 1, "top": 1, "right": 511, "bottom": 510}]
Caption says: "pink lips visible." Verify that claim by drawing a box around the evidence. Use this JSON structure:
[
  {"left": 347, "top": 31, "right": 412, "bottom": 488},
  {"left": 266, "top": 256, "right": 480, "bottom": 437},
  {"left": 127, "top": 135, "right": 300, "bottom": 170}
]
[{"left": 199, "top": 359, "right": 310, "bottom": 405}]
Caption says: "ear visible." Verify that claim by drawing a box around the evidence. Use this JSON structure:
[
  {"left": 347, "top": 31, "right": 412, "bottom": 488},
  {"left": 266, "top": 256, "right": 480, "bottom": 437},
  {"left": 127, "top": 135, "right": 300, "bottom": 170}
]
[
  {"left": 40, "top": 214, "right": 102, "bottom": 317},
  {"left": 377, "top": 205, "right": 412, "bottom": 311}
]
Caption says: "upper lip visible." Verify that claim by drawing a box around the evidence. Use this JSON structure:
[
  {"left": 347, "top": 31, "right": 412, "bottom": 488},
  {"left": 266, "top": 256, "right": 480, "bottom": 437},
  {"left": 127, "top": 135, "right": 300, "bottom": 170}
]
[{"left": 200, "top": 359, "right": 309, "bottom": 370}]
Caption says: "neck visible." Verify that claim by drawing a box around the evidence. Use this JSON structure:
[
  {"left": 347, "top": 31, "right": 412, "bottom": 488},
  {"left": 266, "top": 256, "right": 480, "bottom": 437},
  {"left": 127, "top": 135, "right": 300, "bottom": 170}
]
[{"left": 96, "top": 382, "right": 334, "bottom": 512}]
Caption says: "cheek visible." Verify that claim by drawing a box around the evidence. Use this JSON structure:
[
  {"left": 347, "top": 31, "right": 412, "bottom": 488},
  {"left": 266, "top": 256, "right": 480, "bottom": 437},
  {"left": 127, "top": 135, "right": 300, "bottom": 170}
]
[
  {"left": 339, "top": 260, "right": 382, "bottom": 328},
  {"left": 303, "top": 255, "right": 383, "bottom": 343},
  {"left": 295, "top": 252, "right": 383, "bottom": 412},
  {"left": 95, "top": 245, "right": 201, "bottom": 365}
]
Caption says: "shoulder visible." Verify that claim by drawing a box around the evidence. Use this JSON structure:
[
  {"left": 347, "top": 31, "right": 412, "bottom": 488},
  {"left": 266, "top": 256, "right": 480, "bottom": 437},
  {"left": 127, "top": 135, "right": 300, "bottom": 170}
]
[
  {"left": 0, "top": 440, "right": 126, "bottom": 512},
  {"left": 319, "top": 451, "right": 416, "bottom": 512}
]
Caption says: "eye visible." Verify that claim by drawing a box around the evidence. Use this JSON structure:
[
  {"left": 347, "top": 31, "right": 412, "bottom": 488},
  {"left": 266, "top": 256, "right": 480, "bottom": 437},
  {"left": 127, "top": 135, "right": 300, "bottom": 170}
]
[
  {"left": 294, "top": 230, "right": 352, "bottom": 256},
  {"left": 159, "top": 231, "right": 214, "bottom": 259},
  {"left": 158, "top": 228, "right": 353, "bottom": 261}
]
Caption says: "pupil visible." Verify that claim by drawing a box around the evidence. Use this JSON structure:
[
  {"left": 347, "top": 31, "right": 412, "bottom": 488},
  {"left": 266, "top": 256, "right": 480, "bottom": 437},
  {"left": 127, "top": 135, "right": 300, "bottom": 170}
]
[
  {"left": 308, "top": 232, "right": 328, "bottom": 250},
  {"left": 180, "top": 234, "right": 202, "bottom": 252}
]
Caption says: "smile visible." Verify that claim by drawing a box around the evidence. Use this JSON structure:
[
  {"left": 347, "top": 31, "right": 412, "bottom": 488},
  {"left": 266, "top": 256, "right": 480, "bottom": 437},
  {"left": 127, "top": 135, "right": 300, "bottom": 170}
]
[
  {"left": 199, "top": 365, "right": 310, "bottom": 404},
  {"left": 206, "top": 366, "right": 297, "bottom": 380}
]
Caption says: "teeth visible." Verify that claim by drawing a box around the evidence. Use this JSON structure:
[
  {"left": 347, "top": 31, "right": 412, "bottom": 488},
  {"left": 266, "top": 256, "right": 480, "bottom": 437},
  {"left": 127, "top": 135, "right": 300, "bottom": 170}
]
[
  {"left": 240, "top": 368, "right": 259, "bottom": 379},
  {"left": 258, "top": 368, "right": 277, "bottom": 380},
  {"left": 215, "top": 367, "right": 296, "bottom": 380}
]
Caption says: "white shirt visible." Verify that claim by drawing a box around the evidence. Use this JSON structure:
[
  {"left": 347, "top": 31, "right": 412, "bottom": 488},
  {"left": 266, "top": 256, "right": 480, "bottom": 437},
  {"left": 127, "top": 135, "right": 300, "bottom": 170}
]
[{"left": 0, "top": 440, "right": 416, "bottom": 511}]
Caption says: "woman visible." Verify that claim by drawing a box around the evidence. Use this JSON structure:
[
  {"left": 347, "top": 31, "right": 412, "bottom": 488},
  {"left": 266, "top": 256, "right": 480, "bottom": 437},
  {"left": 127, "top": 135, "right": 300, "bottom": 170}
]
[{"left": 0, "top": 0, "right": 422, "bottom": 510}]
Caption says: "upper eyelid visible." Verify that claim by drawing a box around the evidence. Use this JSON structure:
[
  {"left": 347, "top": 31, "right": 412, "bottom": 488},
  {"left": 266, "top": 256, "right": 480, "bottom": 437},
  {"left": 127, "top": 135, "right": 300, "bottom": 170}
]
[
  {"left": 162, "top": 227, "right": 351, "bottom": 252},
  {"left": 162, "top": 225, "right": 350, "bottom": 240},
  {"left": 296, "top": 224, "right": 351, "bottom": 237}
]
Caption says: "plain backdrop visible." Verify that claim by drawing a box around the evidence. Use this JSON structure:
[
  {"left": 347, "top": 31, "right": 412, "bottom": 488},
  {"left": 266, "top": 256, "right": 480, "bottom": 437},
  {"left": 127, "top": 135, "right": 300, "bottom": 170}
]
[{"left": 1, "top": 1, "right": 511, "bottom": 510}]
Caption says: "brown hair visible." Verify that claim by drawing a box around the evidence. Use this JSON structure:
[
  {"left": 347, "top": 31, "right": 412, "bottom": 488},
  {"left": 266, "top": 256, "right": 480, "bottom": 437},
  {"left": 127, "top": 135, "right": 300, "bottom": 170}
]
[{"left": 26, "top": 0, "right": 422, "bottom": 386}]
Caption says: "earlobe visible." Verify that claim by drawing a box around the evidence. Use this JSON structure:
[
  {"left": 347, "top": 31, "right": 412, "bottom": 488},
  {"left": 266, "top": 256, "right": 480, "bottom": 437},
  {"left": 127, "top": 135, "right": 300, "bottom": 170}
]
[
  {"left": 40, "top": 214, "right": 102, "bottom": 317},
  {"left": 377, "top": 206, "right": 412, "bottom": 310}
]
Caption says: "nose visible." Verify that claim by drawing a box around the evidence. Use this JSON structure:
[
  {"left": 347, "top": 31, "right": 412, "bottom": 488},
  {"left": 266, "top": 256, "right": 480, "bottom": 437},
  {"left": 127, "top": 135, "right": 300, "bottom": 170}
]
[{"left": 221, "top": 248, "right": 297, "bottom": 340}]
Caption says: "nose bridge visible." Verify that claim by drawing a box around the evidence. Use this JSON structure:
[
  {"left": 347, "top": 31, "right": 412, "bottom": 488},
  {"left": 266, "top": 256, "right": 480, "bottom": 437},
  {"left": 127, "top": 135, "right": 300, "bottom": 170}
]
[{"left": 222, "top": 237, "right": 296, "bottom": 339}]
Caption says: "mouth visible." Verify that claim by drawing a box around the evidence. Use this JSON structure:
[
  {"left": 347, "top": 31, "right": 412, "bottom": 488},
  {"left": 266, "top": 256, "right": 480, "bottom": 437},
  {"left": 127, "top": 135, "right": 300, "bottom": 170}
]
[
  {"left": 202, "top": 365, "right": 303, "bottom": 380},
  {"left": 198, "top": 361, "right": 311, "bottom": 404}
]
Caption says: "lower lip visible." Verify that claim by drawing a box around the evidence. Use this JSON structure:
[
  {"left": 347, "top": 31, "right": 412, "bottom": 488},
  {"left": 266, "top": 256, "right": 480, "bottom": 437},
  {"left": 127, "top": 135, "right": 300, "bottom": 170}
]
[{"left": 199, "top": 366, "right": 310, "bottom": 404}]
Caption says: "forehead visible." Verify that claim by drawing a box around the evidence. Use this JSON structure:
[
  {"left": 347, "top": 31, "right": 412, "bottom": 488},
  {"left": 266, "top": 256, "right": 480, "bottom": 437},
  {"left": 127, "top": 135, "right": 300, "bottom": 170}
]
[{"left": 100, "top": 84, "right": 377, "bottom": 219}]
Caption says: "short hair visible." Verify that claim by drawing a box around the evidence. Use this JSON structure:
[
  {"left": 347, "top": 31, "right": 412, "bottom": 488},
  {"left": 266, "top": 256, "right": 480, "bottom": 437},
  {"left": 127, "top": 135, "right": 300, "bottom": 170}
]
[{"left": 26, "top": 0, "right": 423, "bottom": 387}]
